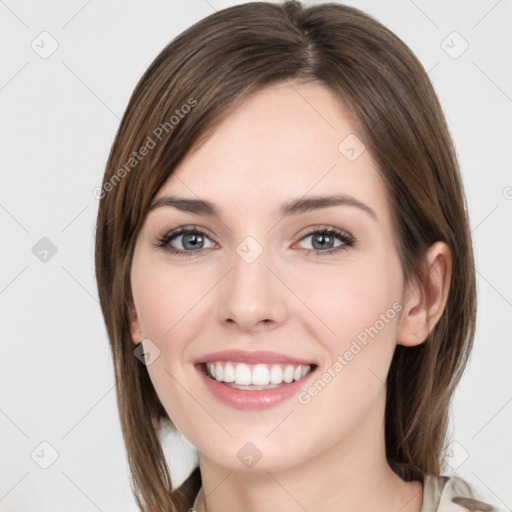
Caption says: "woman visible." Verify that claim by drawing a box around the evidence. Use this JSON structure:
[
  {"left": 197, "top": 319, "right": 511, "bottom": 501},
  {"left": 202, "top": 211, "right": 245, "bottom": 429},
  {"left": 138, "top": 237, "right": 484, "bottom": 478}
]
[{"left": 94, "top": 2, "right": 499, "bottom": 511}]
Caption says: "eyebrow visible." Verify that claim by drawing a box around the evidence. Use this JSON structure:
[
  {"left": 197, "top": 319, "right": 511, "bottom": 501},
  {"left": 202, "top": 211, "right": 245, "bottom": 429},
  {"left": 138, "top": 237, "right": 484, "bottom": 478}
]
[{"left": 149, "top": 194, "right": 377, "bottom": 221}]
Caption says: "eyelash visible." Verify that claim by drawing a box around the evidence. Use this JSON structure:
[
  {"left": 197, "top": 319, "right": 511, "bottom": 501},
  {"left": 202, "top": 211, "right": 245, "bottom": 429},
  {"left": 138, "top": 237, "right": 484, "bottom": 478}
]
[{"left": 153, "top": 225, "right": 355, "bottom": 258}]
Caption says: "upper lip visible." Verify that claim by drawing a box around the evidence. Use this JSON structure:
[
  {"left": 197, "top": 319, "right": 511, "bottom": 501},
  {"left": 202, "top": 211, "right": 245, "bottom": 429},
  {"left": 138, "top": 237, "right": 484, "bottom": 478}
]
[{"left": 194, "top": 350, "right": 316, "bottom": 366}]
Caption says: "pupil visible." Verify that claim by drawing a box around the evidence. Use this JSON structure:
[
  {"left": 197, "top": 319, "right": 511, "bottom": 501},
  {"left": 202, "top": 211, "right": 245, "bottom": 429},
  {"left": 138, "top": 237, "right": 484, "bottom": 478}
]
[
  {"left": 313, "top": 234, "right": 333, "bottom": 250},
  {"left": 184, "top": 233, "right": 203, "bottom": 250}
]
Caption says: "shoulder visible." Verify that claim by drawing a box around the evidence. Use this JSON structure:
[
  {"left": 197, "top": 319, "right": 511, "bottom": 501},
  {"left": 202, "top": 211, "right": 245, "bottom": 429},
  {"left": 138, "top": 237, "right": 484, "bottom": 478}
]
[{"left": 422, "top": 474, "right": 503, "bottom": 512}]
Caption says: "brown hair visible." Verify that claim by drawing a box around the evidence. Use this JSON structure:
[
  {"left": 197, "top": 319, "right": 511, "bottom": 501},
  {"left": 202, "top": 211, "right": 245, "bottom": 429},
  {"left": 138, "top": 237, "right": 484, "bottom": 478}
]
[{"left": 94, "top": 1, "right": 476, "bottom": 510}]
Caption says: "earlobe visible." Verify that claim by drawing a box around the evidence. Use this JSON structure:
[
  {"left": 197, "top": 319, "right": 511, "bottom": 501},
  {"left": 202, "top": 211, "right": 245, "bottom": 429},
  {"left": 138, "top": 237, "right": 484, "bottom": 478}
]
[
  {"left": 397, "top": 241, "right": 452, "bottom": 347},
  {"left": 129, "top": 306, "right": 142, "bottom": 344}
]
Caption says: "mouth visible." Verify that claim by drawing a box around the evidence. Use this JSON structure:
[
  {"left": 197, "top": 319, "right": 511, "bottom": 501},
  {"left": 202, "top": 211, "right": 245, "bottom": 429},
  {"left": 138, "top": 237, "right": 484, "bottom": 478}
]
[{"left": 199, "top": 361, "right": 317, "bottom": 390}]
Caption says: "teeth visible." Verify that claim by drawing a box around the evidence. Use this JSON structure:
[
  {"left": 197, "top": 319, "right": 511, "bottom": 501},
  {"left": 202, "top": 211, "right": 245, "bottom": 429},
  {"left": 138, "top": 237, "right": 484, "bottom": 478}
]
[
  {"left": 205, "top": 361, "right": 313, "bottom": 386},
  {"left": 252, "top": 364, "right": 270, "bottom": 385},
  {"left": 283, "top": 365, "right": 294, "bottom": 383},
  {"left": 215, "top": 362, "right": 223, "bottom": 382},
  {"left": 270, "top": 365, "right": 283, "bottom": 384},
  {"left": 234, "top": 363, "right": 252, "bottom": 385},
  {"left": 223, "top": 362, "right": 235, "bottom": 382}
]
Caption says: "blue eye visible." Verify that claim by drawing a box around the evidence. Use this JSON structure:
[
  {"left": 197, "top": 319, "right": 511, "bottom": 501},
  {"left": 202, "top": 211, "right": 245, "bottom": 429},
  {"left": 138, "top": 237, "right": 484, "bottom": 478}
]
[
  {"left": 296, "top": 227, "right": 354, "bottom": 255},
  {"left": 154, "top": 225, "right": 354, "bottom": 257},
  {"left": 154, "top": 226, "right": 215, "bottom": 257}
]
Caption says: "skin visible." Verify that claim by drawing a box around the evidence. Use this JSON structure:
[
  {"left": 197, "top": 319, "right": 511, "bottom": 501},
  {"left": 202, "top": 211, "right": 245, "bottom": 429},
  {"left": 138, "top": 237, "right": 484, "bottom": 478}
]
[{"left": 129, "top": 80, "right": 452, "bottom": 512}]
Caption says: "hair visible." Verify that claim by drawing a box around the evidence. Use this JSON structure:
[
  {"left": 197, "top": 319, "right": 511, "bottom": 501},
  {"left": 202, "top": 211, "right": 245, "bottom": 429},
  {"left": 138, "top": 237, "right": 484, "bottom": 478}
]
[{"left": 94, "top": 1, "right": 476, "bottom": 511}]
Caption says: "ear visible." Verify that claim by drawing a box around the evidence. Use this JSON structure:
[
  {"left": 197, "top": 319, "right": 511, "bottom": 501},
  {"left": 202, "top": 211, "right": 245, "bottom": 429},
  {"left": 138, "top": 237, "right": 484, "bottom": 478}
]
[
  {"left": 397, "top": 241, "right": 452, "bottom": 347},
  {"left": 129, "top": 305, "right": 142, "bottom": 344}
]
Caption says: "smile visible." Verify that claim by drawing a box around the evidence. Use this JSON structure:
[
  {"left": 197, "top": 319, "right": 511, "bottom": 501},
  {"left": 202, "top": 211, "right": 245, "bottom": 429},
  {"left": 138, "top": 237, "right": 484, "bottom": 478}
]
[
  {"left": 202, "top": 361, "right": 314, "bottom": 389},
  {"left": 194, "top": 350, "right": 318, "bottom": 409}
]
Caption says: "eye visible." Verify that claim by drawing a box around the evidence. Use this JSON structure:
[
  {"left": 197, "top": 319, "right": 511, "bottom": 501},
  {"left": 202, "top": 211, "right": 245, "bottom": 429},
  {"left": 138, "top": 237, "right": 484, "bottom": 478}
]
[
  {"left": 153, "top": 225, "right": 354, "bottom": 258},
  {"left": 296, "top": 226, "right": 355, "bottom": 255},
  {"left": 154, "top": 226, "right": 216, "bottom": 257}
]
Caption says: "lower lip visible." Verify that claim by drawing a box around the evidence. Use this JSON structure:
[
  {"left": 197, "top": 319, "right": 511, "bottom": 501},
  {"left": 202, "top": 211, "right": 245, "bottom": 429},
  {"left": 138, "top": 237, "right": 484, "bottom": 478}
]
[{"left": 196, "top": 364, "right": 316, "bottom": 410}]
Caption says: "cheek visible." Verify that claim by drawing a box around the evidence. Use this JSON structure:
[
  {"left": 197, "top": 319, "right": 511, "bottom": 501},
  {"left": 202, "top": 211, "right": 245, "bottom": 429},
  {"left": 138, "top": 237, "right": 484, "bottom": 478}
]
[
  {"left": 130, "top": 256, "right": 212, "bottom": 426},
  {"left": 291, "top": 258, "right": 403, "bottom": 355},
  {"left": 131, "top": 257, "right": 213, "bottom": 346},
  {"left": 290, "top": 262, "right": 402, "bottom": 446},
  {"left": 290, "top": 259, "right": 403, "bottom": 426}
]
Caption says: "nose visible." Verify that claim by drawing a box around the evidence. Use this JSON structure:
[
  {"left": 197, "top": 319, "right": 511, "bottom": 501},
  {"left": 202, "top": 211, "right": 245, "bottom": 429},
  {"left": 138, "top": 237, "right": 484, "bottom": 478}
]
[{"left": 216, "top": 242, "right": 288, "bottom": 333}]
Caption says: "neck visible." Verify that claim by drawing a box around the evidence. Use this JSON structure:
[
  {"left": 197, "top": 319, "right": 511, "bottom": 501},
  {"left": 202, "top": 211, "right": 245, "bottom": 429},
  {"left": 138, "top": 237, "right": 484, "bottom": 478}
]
[{"left": 193, "top": 392, "right": 423, "bottom": 512}]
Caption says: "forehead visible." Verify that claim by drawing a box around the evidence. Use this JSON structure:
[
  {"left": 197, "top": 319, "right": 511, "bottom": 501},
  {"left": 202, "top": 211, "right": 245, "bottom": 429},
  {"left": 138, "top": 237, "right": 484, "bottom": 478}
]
[{"left": 155, "top": 81, "right": 389, "bottom": 224}]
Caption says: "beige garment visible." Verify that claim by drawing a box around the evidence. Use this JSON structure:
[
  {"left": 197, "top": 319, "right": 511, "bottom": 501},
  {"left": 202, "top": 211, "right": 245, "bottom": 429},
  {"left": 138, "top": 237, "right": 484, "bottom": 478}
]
[{"left": 422, "top": 475, "right": 501, "bottom": 512}]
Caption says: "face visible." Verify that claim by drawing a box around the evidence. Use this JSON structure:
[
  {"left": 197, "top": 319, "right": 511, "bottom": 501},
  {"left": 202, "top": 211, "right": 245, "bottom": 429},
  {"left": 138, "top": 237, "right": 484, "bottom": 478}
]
[{"left": 130, "top": 81, "right": 407, "bottom": 473}]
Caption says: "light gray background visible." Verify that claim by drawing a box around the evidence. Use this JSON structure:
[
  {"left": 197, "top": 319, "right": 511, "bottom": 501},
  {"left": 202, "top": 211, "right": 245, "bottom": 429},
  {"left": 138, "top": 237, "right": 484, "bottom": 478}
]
[{"left": 1, "top": 1, "right": 511, "bottom": 511}]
